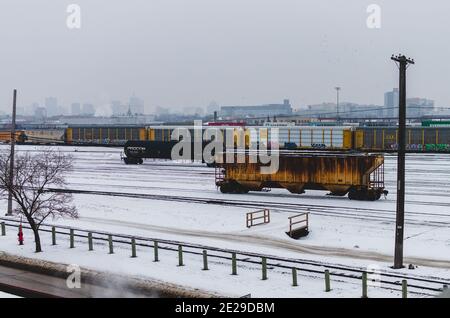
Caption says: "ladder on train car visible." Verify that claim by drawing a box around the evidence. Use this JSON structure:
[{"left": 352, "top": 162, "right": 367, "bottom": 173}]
[
  {"left": 369, "top": 162, "right": 385, "bottom": 189},
  {"left": 215, "top": 167, "right": 225, "bottom": 184}
]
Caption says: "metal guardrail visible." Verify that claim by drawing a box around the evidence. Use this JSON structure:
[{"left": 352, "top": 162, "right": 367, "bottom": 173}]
[
  {"left": 287, "top": 213, "right": 309, "bottom": 237},
  {"left": 0, "top": 216, "right": 448, "bottom": 296}
]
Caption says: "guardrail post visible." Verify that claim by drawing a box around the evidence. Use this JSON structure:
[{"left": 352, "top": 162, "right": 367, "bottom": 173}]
[
  {"left": 292, "top": 268, "right": 298, "bottom": 287},
  {"left": 108, "top": 235, "right": 114, "bottom": 254},
  {"left": 325, "top": 270, "right": 331, "bottom": 292},
  {"left": 70, "top": 229, "right": 75, "bottom": 248},
  {"left": 202, "top": 250, "right": 208, "bottom": 270},
  {"left": 88, "top": 232, "right": 93, "bottom": 251},
  {"left": 362, "top": 272, "right": 368, "bottom": 298},
  {"left": 261, "top": 257, "right": 268, "bottom": 280},
  {"left": 131, "top": 238, "right": 137, "bottom": 258},
  {"left": 231, "top": 252, "right": 237, "bottom": 275},
  {"left": 1, "top": 222, "right": 5, "bottom": 236},
  {"left": 178, "top": 245, "right": 184, "bottom": 266},
  {"left": 153, "top": 241, "right": 159, "bottom": 262},
  {"left": 402, "top": 280, "right": 407, "bottom": 298},
  {"left": 51, "top": 226, "right": 56, "bottom": 245},
  {"left": 443, "top": 284, "right": 448, "bottom": 292}
]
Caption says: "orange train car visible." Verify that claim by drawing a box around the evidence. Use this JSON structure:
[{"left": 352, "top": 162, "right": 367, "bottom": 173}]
[
  {"left": 215, "top": 151, "right": 387, "bottom": 201},
  {"left": 0, "top": 130, "right": 26, "bottom": 143}
]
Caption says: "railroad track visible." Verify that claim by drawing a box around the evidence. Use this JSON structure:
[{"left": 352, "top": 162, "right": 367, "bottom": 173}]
[
  {"left": 44, "top": 188, "right": 450, "bottom": 228},
  {"left": 0, "top": 217, "right": 448, "bottom": 297}
]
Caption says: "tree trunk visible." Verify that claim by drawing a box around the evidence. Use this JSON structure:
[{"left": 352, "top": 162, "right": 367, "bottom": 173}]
[
  {"left": 28, "top": 217, "right": 42, "bottom": 253},
  {"left": 32, "top": 228, "right": 42, "bottom": 253}
]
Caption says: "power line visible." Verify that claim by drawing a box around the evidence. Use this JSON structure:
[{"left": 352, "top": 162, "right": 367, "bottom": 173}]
[{"left": 227, "top": 105, "right": 446, "bottom": 121}]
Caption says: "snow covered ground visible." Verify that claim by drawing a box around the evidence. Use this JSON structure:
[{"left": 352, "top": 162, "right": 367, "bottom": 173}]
[
  {"left": 0, "top": 145, "right": 449, "bottom": 298},
  {"left": 0, "top": 292, "right": 20, "bottom": 298}
]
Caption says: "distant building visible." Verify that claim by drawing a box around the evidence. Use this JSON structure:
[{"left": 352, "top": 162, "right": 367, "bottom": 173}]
[
  {"left": 155, "top": 106, "right": 170, "bottom": 115},
  {"left": 303, "top": 102, "right": 383, "bottom": 119},
  {"left": 16, "top": 106, "right": 25, "bottom": 116},
  {"left": 406, "top": 98, "right": 434, "bottom": 117},
  {"left": 29, "top": 102, "right": 40, "bottom": 116},
  {"left": 384, "top": 89, "right": 434, "bottom": 118},
  {"left": 384, "top": 88, "right": 399, "bottom": 117},
  {"left": 60, "top": 114, "right": 156, "bottom": 125},
  {"left": 305, "top": 103, "right": 336, "bottom": 117},
  {"left": 207, "top": 101, "right": 220, "bottom": 115},
  {"left": 129, "top": 95, "right": 144, "bottom": 115},
  {"left": 45, "top": 97, "right": 58, "bottom": 117},
  {"left": 111, "top": 100, "right": 127, "bottom": 115},
  {"left": 220, "top": 99, "right": 292, "bottom": 118},
  {"left": 34, "top": 107, "right": 47, "bottom": 119},
  {"left": 71, "top": 103, "right": 81, "bottom": 116},
  {"left": 82, "top": 103, "right": 95, "bottom": 116}
]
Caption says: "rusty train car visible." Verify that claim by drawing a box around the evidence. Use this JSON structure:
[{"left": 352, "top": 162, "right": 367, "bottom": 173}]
[
  {"left": 215, "top": 151, "right": 387, "bottom": 201},
  {"left": 0, "top": 130, "right": 26, "bottom": 143}
]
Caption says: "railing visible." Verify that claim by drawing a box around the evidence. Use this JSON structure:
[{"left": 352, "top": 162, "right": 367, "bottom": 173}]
[
  {"left": 287, "top": 213, "right": 309, "bottom": 238},
  {"left": 246, "top": 209, "right": 270, "bottom": 228},
  {"left": 0, "top": 216, "right": 446, "bottom": 296}
]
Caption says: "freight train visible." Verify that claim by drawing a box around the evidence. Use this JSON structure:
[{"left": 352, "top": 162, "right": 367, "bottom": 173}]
[
  {"left": 0, "top": 123, "right": 449, "bottom": 154},
  {"left": 122, "top": 124, "right": 450, "bottom": 164}
]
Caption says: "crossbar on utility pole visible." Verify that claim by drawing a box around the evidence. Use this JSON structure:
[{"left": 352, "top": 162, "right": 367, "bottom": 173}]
[
  {"left": 391, "top": 54, "right": 414, "bottom": 269},
  {"left": 6, "top": 89, "right": 17, "bottom": 216}
]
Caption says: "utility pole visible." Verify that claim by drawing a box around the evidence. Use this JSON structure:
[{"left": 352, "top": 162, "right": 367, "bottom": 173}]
[
  {"left": 6, "top": 89, "right": 17, "bottom": 216},
  {"left": 335, "top": 87, "right": 341, "bottom": 122},
  {"left": 391, "top": 55, "right": 414, "bottom": 269}
]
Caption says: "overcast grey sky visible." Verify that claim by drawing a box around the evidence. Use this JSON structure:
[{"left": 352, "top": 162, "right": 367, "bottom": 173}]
[{"left": 0, "top": 0, "right": 449, "bottom": 114}]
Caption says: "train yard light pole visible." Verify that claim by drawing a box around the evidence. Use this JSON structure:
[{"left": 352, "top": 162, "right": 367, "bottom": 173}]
[
  {"left": 6, "top": 89, "right": 17, "bottom": 216},
  {"left": 391, "top": 55, "right": 414, "bottom": 269},
  {"left": 335, "top": 87, "right": 341, "bottom": 123}
]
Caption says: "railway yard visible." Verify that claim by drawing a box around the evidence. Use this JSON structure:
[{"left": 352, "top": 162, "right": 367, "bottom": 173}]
[{"left": 0, "top": 145, "right": 449, "bottom": 298}]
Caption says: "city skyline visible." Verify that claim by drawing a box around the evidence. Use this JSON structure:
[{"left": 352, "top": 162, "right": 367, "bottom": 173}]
[
  {"left": 3, "top": 89, "right": 439, "bottom": 121},
  {"left": 1, "top": 1, "right": 450, "bottom": 114}
]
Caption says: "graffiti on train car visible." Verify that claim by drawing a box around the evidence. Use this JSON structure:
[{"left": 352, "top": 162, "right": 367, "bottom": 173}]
[
  {"left": 311, "top": 143, "right": 327, "bottom": 149},
  {"left": 389, "top": 143, "right": 450, "bottom": 151}
]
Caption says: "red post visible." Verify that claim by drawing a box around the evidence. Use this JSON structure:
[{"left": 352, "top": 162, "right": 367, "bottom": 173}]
[{"left": 18, "top": 224, "right": 24, "bottom": 245}]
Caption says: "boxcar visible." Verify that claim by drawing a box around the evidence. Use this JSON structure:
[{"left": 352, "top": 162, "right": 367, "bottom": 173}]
[
  {"left": 66, "top": 125, "right": 147, "bottom": 145},
  {"left": 0, "top": 130, "right": 26, "bottom": 143},
  {"left": 23, "top": 129, "right": 66, "bottom": 144},
  {"left": 249, "top": 126, "right": 355, "bottom": 150},
  {"left": 215, "top": 151, "right": 387, "bottom": 201},
  {"left": 357, "top": 127, "right": 450, "bottom": 152},
  {"left": 146, "top": 125, "right": 251, "bottom": 147}
]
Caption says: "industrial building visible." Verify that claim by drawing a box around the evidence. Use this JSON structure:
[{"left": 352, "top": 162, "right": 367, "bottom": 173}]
[{"left": 220, "top": 99, "right": 292, "bottom": 118}]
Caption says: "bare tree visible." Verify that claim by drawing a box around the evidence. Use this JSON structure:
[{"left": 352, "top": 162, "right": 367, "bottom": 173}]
[{"left": 0, "top": 149, "right": 77, "bottom": 252}]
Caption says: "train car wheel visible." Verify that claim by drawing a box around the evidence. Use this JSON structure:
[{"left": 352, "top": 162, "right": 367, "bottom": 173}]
[
  {"left": 348, "top": 189, "right": 358, "bottom": 200},
  {"left": 220, "top": 184, "right": 231, "bottom": 193}
]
